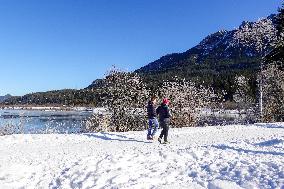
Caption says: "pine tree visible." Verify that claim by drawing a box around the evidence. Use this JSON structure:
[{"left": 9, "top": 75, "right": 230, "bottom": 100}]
[
  {"left": 277, "top": 2, "right": 284, "bottom": 39},
  {"left": 265, "top": 2, "right": 284, "bottom": 67}
]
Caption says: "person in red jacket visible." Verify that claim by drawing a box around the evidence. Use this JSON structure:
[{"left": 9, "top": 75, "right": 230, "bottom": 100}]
[{"left": 157, "top": 98, "right": 171, "bottom": 144}]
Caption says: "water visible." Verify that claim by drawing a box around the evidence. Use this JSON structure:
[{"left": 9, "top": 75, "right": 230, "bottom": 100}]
[
  {"left": 0, "top": 109, "right": 93, "bottom": 134},
  {"left": 199, "top": 114, "right": 256, "bottom": 126},
  {"left": 198, "top": 109, "right": 257, "bottom": 126},
  {"left": 0, "top": 108, "right": 257, "bottom": 135}
]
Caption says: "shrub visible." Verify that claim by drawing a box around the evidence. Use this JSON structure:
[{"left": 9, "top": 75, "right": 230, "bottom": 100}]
[
  {"left": 156, "top": 79, "right": 216, "bottom": 127},
  {"left": 86, "top": 68, "right": 149, "bottom": 132}
]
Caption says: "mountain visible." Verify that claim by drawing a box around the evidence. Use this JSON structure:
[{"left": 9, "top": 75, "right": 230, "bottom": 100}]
[
  {"left": 0, "top": 94, "right": 12, "bottom": 103},
  {"left": 135, "top": 14, "right": 278, "bottom": 101},
  {"left": 1, "top": 89, "right": 101, "bottom": 107},
  {"left": 137, "top": 15, "right": 277, "bottom": 73},
  {"left": 265, "top": 6, "right": 284, "bottom": 68},
  {"left": 1, "top": 15, "right": 279, "bottom": 106},
  {"left": 86, "top": 79, "right": 104, "bottom": 89}
]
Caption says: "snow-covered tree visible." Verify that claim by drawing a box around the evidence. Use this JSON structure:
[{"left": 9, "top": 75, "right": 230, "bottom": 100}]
[
  {"left": 261, "top": 3, "right": 284, "bottom": 122},
  {"left": 232, "top": 13, "right": 284, "bottom": 121},
  {"left": 261, "top": 63, "right": 284, "bottom": 122}
]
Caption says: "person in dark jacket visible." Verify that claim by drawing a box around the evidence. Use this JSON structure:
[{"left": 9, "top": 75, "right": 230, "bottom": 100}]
[
  {"left": 157, "top": 98, "right": 171, "bottom": 144},
  {"left": 147, "top": 96, "right": 159, "bottom": 140}
]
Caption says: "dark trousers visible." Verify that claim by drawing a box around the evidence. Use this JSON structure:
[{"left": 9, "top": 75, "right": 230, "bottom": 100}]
[{"left": 159, "top": 118, "right": 170, "bottom": 142}]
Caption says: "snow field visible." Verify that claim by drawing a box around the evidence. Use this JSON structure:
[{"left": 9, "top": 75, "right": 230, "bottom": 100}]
[{"left": 0, "top": 123, "right": 283, "bottom": 189}]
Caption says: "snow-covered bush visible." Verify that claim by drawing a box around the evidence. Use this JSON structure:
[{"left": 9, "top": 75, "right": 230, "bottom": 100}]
[
  {"left": 233, "top": 75, "right": 255, "bottom": 108},
  {"left": 86, "top": 70, "right": 216, "bottom": 131},
  {"left": 85, "top": 113, "right": 111, "bottom": 132},
  {"left": 0, "top": 123, "right": 15, "bottom": 136},
  {"left": 157, "top": 79, "right": 216, "bottom": 127},
  {"left": 0, "top": 121, "right": 24, "bottom": 135},
  {"left": 86, "top": 68, "right": 150, "bottom": 132}
]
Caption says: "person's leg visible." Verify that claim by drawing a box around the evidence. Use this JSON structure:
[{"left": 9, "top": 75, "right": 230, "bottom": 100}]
[
  {"left": 164, "top": 125, "right": 169, "bottom": 142},
  {"left": 159, "top": 121, "right": 165, "bottom": 139},
  {"left": 147, "top": 119, "right": 153, "bottom": 137},
  {"left": 151, "top": 118, "right": 159, "bottom": 137},
  {"left": 164, "top": 120, "right": 170, "bottom": 142}
]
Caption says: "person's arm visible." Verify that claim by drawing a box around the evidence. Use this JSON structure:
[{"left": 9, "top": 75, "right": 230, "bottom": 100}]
[
  {"left": 167, "top": 107, "right": 171, "bottom": 118},
  {"left": 146, "top": 104, "right": 150, "bottom": 114},
  {"left": 156, "top": 106, "right": 160, "bottom": 115}
]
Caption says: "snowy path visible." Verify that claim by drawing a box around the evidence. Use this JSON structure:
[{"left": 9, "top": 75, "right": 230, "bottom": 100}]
[{"left": 0, "top": 123, "right": 284, "bottom": 189}]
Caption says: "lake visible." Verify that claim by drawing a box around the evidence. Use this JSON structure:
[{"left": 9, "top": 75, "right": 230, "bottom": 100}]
[
  {"left": 0, "top": 109, "right": 93, "bottom": 134},
  {"left": 0, "top": 108, "right": 256, "bottom": 135}
]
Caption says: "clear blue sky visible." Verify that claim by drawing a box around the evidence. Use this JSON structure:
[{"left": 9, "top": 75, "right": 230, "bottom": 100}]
[{"left": 0, "top": 0, "right": 281, "bottom": 96}]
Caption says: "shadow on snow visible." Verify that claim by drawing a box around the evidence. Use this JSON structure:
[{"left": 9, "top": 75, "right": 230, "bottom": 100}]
[
  {"left": 83, "top": 132, "right": 152, "bottom": 144},
  {"left": 255, "top": 139, "right": 283, "bottom": 147},
  {"left": 212, "top": 144, "right": 284, "bottom": 156},
  {"left": 254, "top": 123, "right": 284, "bottom": 129}
]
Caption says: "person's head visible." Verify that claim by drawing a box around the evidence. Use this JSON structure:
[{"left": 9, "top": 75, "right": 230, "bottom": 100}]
[
  {"left": 150, "top": 96, "right": 157, "bottom": 104},
  {"left": 162, "top": 98, "right": 170, "bottom": 105}
]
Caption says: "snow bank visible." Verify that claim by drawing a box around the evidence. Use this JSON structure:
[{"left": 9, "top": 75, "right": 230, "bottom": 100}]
[{"left": 0, "top": 123, "right": 283, "bottom": 188}]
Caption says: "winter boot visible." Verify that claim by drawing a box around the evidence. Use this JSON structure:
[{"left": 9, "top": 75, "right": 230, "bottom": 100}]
[
  {"left": 147, "top": 135, "right": 153, "bottom": 140},
  {"left": 158, "top": 137, "right": 162, "bottom": 144}
]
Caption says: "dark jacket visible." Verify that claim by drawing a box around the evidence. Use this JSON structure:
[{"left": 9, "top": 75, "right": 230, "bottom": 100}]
[
  {"left": 156, "top": 103, "right": 171, "bottom": 121},
  {"left": 147, "top": 101, "right": 157, "bottom": 119}
]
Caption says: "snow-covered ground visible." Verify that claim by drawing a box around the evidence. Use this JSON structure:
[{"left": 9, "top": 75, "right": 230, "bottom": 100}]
[{"left": 0, "top": 123, "right": 284, "bottom": 189}]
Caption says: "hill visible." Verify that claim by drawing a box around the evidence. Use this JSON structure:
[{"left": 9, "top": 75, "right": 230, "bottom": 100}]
[
  {"left": 0, "top": 94, "right": 12, "bottom": 103},
  {"left": 136, "top": 15, "right": 278, "bottom": 101},
  {"left": 2, "top": 89, "right": 99, "bottom": 107}
]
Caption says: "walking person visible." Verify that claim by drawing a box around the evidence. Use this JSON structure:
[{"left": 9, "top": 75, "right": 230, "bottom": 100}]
[
  {"left": 157, "top": 98, "right": 171, "bottom": 144},
  {"left": 146, "top": 96, "right": 159, "bottom": 140}
]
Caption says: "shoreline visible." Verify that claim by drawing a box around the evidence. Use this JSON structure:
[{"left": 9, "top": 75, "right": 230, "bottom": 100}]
[{"left": 0, "top": 105, "right": 95, "bottom": 112}]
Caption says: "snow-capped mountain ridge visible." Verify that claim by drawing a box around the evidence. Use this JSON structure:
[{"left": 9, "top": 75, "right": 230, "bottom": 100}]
[{"left": 137, "top": 14, "right": 278, "bottom": 73}]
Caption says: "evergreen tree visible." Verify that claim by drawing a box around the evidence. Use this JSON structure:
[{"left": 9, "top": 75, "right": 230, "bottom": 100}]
[
  {"left": 276, "top": 2, "right": 284, "bottom": 39},
  {"left": 265, "top": 2, "right": 284, "bottom": 67}
]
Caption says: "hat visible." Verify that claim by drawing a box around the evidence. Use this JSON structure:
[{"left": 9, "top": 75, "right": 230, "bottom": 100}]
[{"left": 163, "top": 98, "right": 170, "bottom": 105}]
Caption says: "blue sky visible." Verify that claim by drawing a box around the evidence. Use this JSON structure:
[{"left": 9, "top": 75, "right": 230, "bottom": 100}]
[{"left": 0, "top": 0, "right": 281, "bottom": 96}]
